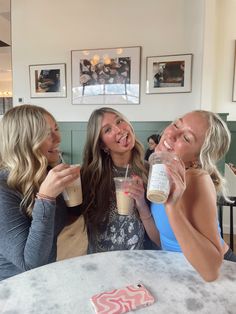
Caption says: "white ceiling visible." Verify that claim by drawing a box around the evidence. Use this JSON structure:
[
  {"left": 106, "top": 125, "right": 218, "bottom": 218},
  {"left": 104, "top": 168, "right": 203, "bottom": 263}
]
[{"left": 0, "top": 0, "right": 11, "bottom": 85}]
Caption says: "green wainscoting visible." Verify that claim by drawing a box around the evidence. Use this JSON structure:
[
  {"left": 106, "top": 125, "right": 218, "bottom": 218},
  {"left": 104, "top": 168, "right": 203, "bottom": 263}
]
[
  {"left": 226, "top": 121, "right": 236, "bottom": 165},
  {"left": 58, "top": 117, "right": 236, "bottom": 171},
  {"left": 58, "top": 122, "right": 87, "bottom": 164},
  {"left": 58, "top": 121, "right": 170, "bottom": 164},
  {"left": 217, "top": 113, "right": 228, "bottom": 174}
]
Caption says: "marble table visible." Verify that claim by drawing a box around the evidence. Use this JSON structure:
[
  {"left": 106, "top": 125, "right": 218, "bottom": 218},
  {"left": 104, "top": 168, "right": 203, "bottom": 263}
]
[{"left": 0, "top": 250, "right": 235, "bottom": 314}]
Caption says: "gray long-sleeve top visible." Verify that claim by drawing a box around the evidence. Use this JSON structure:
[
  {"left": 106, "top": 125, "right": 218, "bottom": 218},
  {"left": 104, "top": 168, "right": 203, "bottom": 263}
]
[{"left": 0, "top": 169, "right": 67, "bottom": 281}]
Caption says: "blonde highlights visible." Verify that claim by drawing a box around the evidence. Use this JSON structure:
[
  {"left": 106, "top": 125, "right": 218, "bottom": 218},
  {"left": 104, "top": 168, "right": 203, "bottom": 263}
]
[
  {"left": 0, "top": 105, "right": 56, "bottom": 216},
  {"left": 194, "top": 110, "right": 231, "bottom": 199},
  {"left": 81, "top": 107, "right": 147, "bottom": 228}
]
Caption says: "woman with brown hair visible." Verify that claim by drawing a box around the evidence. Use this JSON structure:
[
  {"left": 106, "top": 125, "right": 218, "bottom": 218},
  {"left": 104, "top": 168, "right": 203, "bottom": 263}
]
[{"left": 81, "top": 107, "right": 160, "bottom": 253}]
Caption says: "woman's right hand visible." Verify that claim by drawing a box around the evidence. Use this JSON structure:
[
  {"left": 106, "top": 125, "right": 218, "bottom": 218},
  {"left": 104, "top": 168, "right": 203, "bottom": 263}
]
[
  {"left": 165, "top": 157, "right": 186, "bottom": 206},
  {"left": 38, "top": 163, "right": 80, "bottom": 198}
]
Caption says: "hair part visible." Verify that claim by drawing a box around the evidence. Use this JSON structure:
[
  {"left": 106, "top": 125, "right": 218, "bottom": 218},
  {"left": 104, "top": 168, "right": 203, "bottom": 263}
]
[{"left": 0, "top": 104, "right": 56, "bottom": 216}]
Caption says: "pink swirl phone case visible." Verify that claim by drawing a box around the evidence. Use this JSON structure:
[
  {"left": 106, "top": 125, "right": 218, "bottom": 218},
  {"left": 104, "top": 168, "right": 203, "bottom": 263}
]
[{"left": 90, "top": 283, "right": 155, "bottom": 314}]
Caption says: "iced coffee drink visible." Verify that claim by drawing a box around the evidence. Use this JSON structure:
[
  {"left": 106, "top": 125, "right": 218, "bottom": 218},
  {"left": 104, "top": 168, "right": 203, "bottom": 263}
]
[
  {"left": 147, "top": 152, "right": 177, "bottom": 203},
  {"left": 114, "top": 177, "right": 134, "bottom": 215},
  {"left": 63, "top": 165, "right": 83, "bottom": 207},
  {"left": 147, "top": 163, "right": 170, "bottom": 203}
]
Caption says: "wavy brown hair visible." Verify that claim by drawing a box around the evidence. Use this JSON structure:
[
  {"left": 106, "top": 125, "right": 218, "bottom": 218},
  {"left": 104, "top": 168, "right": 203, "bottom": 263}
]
[
  {"left": 81, "top": 107, "right": 148, "bottom": 229},
  {"left": 0, "top": 104, "right": 57, "bottom": 216}
]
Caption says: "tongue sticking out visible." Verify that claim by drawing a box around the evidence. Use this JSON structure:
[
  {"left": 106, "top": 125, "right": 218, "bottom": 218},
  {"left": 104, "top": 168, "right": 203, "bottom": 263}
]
[{"left": 119, "top": 135, "right": 128, "bottom": 146}]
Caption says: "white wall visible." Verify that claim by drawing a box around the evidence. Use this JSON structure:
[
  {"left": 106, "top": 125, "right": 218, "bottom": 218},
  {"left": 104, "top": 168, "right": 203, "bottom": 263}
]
[
  {"left": 0, "top": 13, "right": 10, "bottom": 45},
  {"left": 11, "top": 0, "right": 205, "bottom": 122},
  {"left": 201, "top": 0, "right": 236, "bottom": 120},
  {"left": 214, "top": 0, "right": 236, "bottom": 121}
]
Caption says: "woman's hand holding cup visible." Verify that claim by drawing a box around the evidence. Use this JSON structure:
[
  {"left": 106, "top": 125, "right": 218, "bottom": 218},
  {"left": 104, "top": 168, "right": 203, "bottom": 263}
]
[
  {"left": 127, "top": 175, "right": 147, "bottom": 210},
  {"left": 39, "top": 163, "right": 80, "bottom": 199},
  {"left": 165, "top": 157, "right": 186, "bottom": 206}
]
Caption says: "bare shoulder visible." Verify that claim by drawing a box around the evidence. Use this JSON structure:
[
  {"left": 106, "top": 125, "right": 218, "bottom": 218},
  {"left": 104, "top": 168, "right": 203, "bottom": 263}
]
[
  {"left": 185, "top": 168, "right": 214, "bottom": 190},
  {"left": 182, "top": 168, "right": 216, "bottom": 210},
  {"left": 180, "top": 169, "right": 220, "bottom": 247}
]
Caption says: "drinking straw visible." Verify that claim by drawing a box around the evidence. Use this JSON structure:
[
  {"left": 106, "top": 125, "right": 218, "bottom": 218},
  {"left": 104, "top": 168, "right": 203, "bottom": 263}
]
[
  {"left": 59, "top": 152, "right": 65, "bottom": 163},
  {"left": 124, "top": 164, "right": 129, "bottom": 180}
]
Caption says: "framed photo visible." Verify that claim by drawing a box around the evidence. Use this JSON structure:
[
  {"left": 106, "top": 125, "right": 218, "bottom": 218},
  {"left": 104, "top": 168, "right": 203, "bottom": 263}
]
[
  {"left": 232, "top": 41, "right": 236, "bottom": 102},
  {"left": 71, "top": 46, "right": 141, "bottom": 105},
  {"left": 146, "top": 54, "right": 193, "bottom": 94},
  {"left": 29, "top": 63, "right": 66, "bottom": 98}
]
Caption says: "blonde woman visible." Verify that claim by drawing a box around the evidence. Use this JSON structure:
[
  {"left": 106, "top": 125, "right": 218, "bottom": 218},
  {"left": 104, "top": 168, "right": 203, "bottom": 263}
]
[
  {"left": 0, "top": 105, "right": 80, "bottom": 280},
  {"left": 81, "top": 107, "right": 160, "bottom": 253},
  {"left": 145, "top": 110, "right": 236, "bottom": 281}
]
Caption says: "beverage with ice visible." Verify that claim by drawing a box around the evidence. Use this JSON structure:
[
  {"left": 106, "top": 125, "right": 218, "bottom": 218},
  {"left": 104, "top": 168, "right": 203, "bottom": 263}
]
[
  {"left": 114, "top": 177, "right": 134, "bottom": 215},
  {"left": 62, "top": 164, "right": 83, "bottom": 207}
]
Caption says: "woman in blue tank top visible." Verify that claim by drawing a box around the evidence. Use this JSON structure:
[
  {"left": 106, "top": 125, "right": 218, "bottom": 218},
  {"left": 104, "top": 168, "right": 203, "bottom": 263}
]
[{"left": 142, "top": 110, "right": 236, "bottom": 282}]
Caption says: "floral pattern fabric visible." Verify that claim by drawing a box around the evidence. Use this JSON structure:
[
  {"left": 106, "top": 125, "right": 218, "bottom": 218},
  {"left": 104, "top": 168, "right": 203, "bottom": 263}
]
[{"left": 87, "top": 166, "right": 145, "bottom": 253}]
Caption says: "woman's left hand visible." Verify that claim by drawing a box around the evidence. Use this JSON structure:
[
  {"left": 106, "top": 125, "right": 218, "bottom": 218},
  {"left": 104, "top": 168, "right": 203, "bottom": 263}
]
[{"left": 126, "top": 175, "right": 147, "bottom": 210}]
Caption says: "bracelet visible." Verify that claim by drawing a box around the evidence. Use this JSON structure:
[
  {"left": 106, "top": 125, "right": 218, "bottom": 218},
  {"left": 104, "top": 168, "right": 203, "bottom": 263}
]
[
  {"left": 139, "top": 212, "right": 152, "bottom": 220},
  {"left": 36, "top": 193, "right": 56, "bottom": 202}
]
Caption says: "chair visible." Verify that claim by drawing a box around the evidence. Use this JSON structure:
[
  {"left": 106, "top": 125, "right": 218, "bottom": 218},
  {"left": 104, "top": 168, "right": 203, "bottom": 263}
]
[{"left": 217, "top": 196, "right": 236, "bottom": 251}]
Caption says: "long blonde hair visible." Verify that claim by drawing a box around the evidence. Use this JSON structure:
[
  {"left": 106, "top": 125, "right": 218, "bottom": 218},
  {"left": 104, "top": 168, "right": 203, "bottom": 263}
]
[
  {"left": 0, "top": 105, "right": 56, "bottom": 216},
  {"left": 193, "top": 110, "right": 231, "bottom": 199},
  {"left": 81, "top": 107, "right": 148, "bottom": 228}
]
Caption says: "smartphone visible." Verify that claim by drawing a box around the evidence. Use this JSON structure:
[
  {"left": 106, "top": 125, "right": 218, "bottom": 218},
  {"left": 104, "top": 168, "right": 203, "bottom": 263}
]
[{"left": 90, "top": 283, "right": 155, "bottom": 314}]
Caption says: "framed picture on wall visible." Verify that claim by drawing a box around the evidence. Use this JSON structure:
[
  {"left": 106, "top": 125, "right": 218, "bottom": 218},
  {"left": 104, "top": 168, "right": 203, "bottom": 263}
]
[
  {"left": 232, "top": 41, "right": 236, "bottom": 102},
  {"left": 146, "top": 54, "right": 193, "bottom": 94},
  {"left": 29, "top": 63, "right": 66, "bottom": 98},
  {"left": 71, "top": 46, "right": 141, "bottom": 105}
]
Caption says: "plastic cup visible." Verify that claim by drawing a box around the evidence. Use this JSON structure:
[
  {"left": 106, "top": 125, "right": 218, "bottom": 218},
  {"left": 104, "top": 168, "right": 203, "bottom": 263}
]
[
  {"left": 63, "top": 165, "right": 83, "bottom": 207},
  {"left": 147, "top": 151, "right": 179, "bottom": 203},
  {"left": 114, "top": 177, "right": 134, "bottom": 215}
]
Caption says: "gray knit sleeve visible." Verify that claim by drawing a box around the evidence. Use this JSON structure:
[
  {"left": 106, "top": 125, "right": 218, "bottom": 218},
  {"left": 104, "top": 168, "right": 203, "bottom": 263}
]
[{"left": 0, "top": 183, "right": 57, "bottom": 271}]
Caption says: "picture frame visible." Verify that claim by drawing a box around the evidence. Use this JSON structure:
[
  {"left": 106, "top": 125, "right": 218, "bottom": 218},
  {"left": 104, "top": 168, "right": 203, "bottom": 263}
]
[
  {"left": 232, "top": 41, "right": 236, "bottom": 102},
  {"left": 29, "top": 63, "right": 66, "bottom": 98},
  {"left": 71, "top": 46, "right": 141, "bottom": 105},
  {"left": 146, "top": 54, "right": 193, "bottom": 94}
]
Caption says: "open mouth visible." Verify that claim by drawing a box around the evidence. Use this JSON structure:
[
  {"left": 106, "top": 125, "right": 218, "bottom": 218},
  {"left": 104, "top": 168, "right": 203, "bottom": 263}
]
[
  {"left": 118, "top": 132, "right": 128, "bottom": 146},
  {"left": 163, "top": 140, "right": 172, "bottom": 151},
  {"left": 48, "top": 147, "right": 60, "bottom": 154}
]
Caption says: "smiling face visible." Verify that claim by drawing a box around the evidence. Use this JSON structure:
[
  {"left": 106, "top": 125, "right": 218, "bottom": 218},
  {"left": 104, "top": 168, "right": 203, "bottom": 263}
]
[
  {"left": 156, "top": 112, "right": 209, "bottom": 167},
  {"left": 39, "top": 114, "right": 61, "bottom": 165},
  {"left": 100, "top": 112, "right": 135, "bottom": 162}
]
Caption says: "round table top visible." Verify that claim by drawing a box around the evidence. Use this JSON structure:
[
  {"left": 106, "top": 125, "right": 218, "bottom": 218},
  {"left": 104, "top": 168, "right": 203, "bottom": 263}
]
[{"left": 0, "top": 250, "right": 236, "bottom": 314}]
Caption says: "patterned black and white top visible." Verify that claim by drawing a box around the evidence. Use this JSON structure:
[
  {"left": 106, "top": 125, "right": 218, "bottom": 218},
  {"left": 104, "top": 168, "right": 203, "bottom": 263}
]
[{"left": 87, "top": 165, "right": 145, "bottom": 253}]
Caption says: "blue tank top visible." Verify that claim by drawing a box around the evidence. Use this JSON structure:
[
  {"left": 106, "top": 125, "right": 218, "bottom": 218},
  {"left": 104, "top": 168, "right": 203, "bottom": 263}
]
[{"left": 151, "top": 203, "right": 224, "bottom": 252}]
